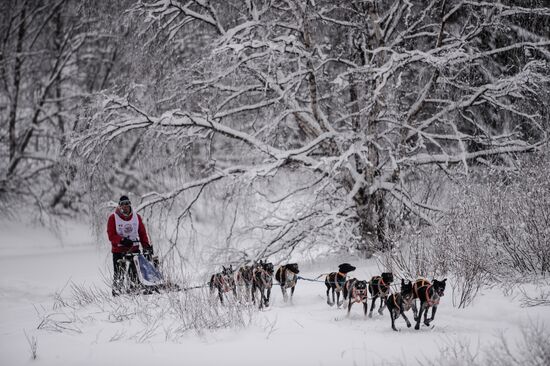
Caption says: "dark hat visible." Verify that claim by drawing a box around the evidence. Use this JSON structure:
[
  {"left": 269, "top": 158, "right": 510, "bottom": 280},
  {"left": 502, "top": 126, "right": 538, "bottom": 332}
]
[{"left": 119, "top": 195, "right": 131, "bottom": 205}]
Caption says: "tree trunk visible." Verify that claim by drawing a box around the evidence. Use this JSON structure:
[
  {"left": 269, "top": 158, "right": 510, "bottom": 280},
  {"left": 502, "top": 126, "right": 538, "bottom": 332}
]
[
  {"left": 354, "top": 188, "right": 388, "bottom": 257},
  {"left": 349, "top": 0, "right": 390, "bottom": 256},
  {"left": 8, "top": 4, "right": 26, "bottom": 161}
]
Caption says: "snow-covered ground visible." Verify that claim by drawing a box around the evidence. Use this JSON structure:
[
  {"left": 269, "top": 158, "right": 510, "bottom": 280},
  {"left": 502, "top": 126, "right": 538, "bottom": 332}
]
[{"left": 1, "top": 221, "right": 549, "bottom": 366}]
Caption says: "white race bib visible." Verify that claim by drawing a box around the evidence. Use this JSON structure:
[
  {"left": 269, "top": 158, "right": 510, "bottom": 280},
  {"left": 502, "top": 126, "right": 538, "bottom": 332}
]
[{"left": 114, "top": 211, "right": 139, "bottom": 241}]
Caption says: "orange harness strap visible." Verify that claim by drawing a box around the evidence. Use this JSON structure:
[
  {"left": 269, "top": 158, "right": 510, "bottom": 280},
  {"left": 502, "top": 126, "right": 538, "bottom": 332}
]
[
  {"left": 414, "top": 279, "right": 430, "bottom": 298},
  {"left": 334, "top": 272, "right": 346, "bottom": 291},
  {"left": 351, "top": 287, "right": 368, "bottom": 303},
  {"left": 376, "top": 277, "right": 389, "bottom": 296},
  {"left": 392, "top": 293, "right": 399, "bottom": 310}
]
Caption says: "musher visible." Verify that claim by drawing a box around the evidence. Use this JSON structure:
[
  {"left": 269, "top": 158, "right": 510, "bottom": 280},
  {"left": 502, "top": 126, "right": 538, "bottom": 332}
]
[{"left": 107, "top": 195, "right": 153, "bottom": 296}]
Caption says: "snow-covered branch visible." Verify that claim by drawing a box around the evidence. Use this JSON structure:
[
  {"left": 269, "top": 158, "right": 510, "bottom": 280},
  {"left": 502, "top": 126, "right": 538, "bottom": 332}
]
[{"left": 68, "top": 0, "right": 550, "bottom": 257}]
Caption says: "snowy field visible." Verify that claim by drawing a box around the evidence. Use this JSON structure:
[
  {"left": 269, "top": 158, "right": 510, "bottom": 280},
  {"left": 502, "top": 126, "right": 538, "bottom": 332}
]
[{"left": 1, "top": 221, "right": 549, "bottom": 366}]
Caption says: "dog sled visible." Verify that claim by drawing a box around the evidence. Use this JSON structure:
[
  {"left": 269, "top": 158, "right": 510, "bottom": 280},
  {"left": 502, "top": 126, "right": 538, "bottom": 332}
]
[{"left": 114, "top": 247, "right": 180, "bottom": 296}]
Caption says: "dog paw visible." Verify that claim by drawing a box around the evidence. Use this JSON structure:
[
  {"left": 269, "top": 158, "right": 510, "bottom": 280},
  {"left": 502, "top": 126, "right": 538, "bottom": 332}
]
[
  {"left": 407, "top": 323, "right": 411, "bottom": 328},
  {"left": 414, "top": 324, "right": 420, "bottom": 330}
]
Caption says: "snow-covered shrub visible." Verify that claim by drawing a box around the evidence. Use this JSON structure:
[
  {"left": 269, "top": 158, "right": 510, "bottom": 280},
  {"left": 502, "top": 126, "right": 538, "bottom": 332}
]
[
  {"left": 428, "top": 198, "right": 499, "bottom": 308},
  {"left": 43, "top": 282, "right": 255, "bottom": 342},
  {"left": 383, "top": 227, "right": 490, "bottom": 308},
  {"left": 439, "top": 153, "right": 550, "bottom": 279},
  {"left": 419, "top": 320, "right": 550, "bottom": 366},
  {"left": 382, "top": 234, "right": 434, "bottom": 280},
  {"left": 386, "top": 152, "right": 550, "bottom": 307}
]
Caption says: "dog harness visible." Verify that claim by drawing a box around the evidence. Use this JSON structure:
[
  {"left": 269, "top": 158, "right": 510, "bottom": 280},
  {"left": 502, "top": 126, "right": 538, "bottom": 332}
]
[
  {"left": 390, "top": 293, "right": 413, "bottom": 312},
  {"left": 391, "top": 293, "right": 400, "bottom": 310},
  {"left": 351, "top": 287, "right": 368, "bottom": 303},
  {"left": 424, "top": 285, "right": 440, "bottom": 307},
  {"left": 413, "top": 278, "right": 431, "bottom": 299},
  {"left": 214, "top": 274, "right": 233, "bottom": 293},
  {"left": 254, "top": 266, "right": 273, "bottom": 288},
  {"left": 372, "top": 276, "right": 390, "bottom": 296},
  {"left": 235, "top": 268, "right": 248, "bottom": 286},
  {"left": 402, "top": 294, "right": 414, "bottom": 311},
  {"left": 333, "top": 272, "right": 347, "bottom": 291},
  {"left": 283, "top": 269, "right": 297, "bottom": 288}
]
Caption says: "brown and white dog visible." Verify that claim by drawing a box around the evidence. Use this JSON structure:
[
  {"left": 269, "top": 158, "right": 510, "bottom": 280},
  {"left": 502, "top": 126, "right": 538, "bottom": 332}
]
[{"left": 275, "top": 263, "right": 300, "bottom": 303}]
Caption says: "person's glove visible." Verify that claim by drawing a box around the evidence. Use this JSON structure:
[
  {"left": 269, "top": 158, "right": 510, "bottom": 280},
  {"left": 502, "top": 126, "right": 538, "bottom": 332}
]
[
  {"left": 120, "top": 237, "right": 134, "bottom": 247},
  {"left": 143, "top": 246, "right": 154, "bottom": 256}
]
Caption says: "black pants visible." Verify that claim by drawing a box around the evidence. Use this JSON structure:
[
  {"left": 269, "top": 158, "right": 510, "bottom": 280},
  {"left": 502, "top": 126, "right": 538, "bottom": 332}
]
[{"left": 112, "top": 252, "right": 139, "bottom": 294}]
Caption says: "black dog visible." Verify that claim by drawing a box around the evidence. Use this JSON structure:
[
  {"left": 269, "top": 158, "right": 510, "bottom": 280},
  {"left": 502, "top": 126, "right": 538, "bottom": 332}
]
[
  {"left": 386, "top": 279, "right": 414, "bottom": 331},
  {"left": 275, "top": 263, "right": 300, "bottom": 303},
  {"left": 325, "top": 263, "right": 356, "bottom": 307},
  {"left": 234, "top": 265, "right": 254, "bottom": 301},
  {"left": 414, "top": 278, "right": 446, "bottom": 330},
  {"left": 343, "top": 278, "right": 368, "bottom": 316},
  {"left": 368, "top": 272, "right": 394, "bottom": 317},
  {"left": 252, "top": 260, "right": 274, "bottom": 309},
  {"left": 209, "top": 265, "right": 237, "bottom": 304},
  {"left": 411, "top": 277, "right": 431, "bottom": 320}
]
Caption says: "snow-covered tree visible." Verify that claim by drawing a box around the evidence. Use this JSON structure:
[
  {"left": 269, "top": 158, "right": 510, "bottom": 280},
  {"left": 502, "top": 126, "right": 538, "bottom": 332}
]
[{"left": 72, "top": 0, "right": 550, "bottom": 257}]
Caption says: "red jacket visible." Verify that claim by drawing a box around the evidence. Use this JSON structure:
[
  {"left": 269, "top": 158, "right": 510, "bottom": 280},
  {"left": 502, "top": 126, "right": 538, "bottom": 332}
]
[{"left": 107, "top": 208, "right": 151, "bottom": 253}]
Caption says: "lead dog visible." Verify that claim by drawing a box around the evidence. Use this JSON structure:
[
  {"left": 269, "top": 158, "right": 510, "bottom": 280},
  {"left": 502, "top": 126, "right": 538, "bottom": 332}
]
[
  {"left": 368, "top": 272, "right": 394, "bottom": 317},
  {"left": 325, "top": 263, "right": 356, "bottom": 307},
  {"left": 386, "top": 279, "right": 414, "bottom": 331},
  {"left": 411, "top": 277, "right": 431, "bottom": 320},
  {"left": 275, "top": 263, "right": 300, "bottom": 303},
  {"left": 414, "top": 278, "right": 446, "bottom": 330}
]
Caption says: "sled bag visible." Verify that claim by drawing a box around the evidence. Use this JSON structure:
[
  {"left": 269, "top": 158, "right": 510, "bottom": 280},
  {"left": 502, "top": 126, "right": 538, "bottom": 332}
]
[{"left": 133, "top": 254, "right": 164, "bottom": 286}]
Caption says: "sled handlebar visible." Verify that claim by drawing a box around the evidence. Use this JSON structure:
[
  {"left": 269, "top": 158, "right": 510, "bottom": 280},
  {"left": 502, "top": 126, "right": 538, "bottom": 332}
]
[
  {"left": 125, "top": 239, "right": 152, "bottom": 245},
  {"left": 122, "top": 251, "right": 141, "bottom": 256}
]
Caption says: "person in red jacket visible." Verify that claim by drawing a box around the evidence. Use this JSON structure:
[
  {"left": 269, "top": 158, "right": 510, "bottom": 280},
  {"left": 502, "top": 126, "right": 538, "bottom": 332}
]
[{"left": 107, "top": 195, "right": 153, "bottom": 296}]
